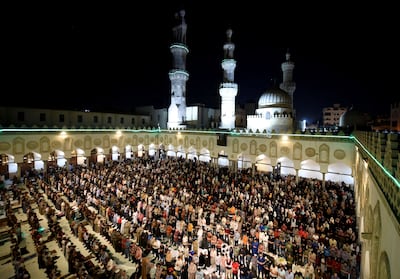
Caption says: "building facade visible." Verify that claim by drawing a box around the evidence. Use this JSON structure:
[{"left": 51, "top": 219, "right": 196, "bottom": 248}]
[{"left": 323, "top": 103, "right": 347, "bottom": 127}]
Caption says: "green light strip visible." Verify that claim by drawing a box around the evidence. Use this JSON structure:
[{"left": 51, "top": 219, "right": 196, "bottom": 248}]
[
  {"left": 351, "top": 135, "right": 400, "bottom": 188},
  {"left": 0, "top": 128, "right": 351, "bottom": 139}
]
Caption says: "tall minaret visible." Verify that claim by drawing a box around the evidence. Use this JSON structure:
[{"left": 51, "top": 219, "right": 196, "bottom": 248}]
[
  {"left": 219, "top": 29, "right": 238, "bottom": 130},
  {"left": 280, "top": 49, "right": 296, "bottom": 110},
  {"left": 167, "top": 10, "right": 189, "bottom": 129}
]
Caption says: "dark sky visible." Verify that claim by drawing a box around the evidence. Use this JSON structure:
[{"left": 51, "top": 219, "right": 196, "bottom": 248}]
[{"left": 6, "top": 1, "right": 398, "bottom": 123}]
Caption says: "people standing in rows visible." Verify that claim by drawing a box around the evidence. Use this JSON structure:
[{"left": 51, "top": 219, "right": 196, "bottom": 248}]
[{"left": 20, "top": 154, "right": 361, "bottom": 279}]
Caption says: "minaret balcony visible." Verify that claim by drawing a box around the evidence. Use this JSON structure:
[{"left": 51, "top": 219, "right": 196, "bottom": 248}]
[
  {"left": 219, "top": 83, "right": 238, "bottom": 89},
  {"left": 221, "top": 59, "right": 236, "bottom": 69},
  {"left": 170, "top": 43, "right": 189, "bottom": 52},
  {"left": 169, "top": 70, "right": 189, "bottom": 80}
]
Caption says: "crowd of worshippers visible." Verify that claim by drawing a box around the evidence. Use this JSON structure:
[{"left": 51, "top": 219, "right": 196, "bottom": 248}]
[
  {"left": 35, "top": 156, "right": 360, "bottom": 279},
  {"left": 1, "top": 185, "right": 70, "bottom": 279},
  {"left": 31, "top": 179, "right": 130, "bottom": 279},
  {"left": 1, "top": 189, "right": 31, "bottom": 279}
]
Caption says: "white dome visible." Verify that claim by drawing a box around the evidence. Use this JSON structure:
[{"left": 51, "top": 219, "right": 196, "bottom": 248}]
[{"left": 258, "top": 87, "right": 291, "bottom": 108}]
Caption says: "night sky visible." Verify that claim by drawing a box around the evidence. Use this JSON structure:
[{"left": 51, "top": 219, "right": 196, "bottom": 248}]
[{"left": 5, "top": 1, "right": 398, "bottom": 124}]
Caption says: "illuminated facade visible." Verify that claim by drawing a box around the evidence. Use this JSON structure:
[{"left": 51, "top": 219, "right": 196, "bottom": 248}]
[
  {"left": 246, "top": 50, "right": 295, "bottom": 133},
  {"left": 167, "top": 10, "right": 189, "bottom": 129}
]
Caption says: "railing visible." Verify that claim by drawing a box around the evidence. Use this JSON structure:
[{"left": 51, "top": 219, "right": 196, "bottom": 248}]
[{"left": 352, "top": 131, "right": 400, "bottom": 224}]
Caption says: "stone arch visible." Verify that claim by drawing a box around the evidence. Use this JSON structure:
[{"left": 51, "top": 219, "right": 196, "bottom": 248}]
[
  {"left": 378, "top": 251, "right": 391, "bottom": 279},
  {"left": 70, "top": 148, "right": 86, "bottom": 166},
  {"left": 237, "top": 153, "right": 252, "bottom": 170},
  {"left": 148, "top": 143, "right": 156, "bottom": 157},
  {"left": 13, "top": 137, "right": 25, "bottom": 154},
  {"left": 167, "top": 144, "right": 176, "bottom": 157},
  {"left": 50, "top": 149, "right": 67, "bottom": 167},
  {"left": 137, "top": 144, "right": 145, "bottom": 158},
  {"left": 64, "top": 137, "right": 73, "bottom": 151},
  {"left": 249, "top": 140, "right": 257, "bottom": 155},
  {"left": 325, "top": 162, "right": 354, "bottom": 184},
  {"left": 176, "top": 145, "right": 186, "bottom": 159},
  {"left": 110, "top": 145, "right": 120, "bottom": 161},
  {"left": 255, "top": 154, "right": 273, "bottom": 173},
  {"left": 125, "top": 145, "right": 133, "bottom": 160},
  {"left": 371, "top": 201, "right": 382, "bottom": 279},
  {"left": 90, "top": 147, "right": 105, "bottom": 164},
  {"left": 276, "top": 156, "right": 296, "bottom": 176},
  {"left": 187, "top": 146, "right": 198, "bottom": 161},
  {"left": 299, "top": 159, "right": 322, "bottom": 180},
  {"left": 84, "top": 135, "right": 92, "bottom": 150},
  {"left": 39, "top": 136, "right": 50, "bottom": 153},
  {"left": 199, "top": 148, "right": 211, "bottom": 163},
  {"left": 269, "top": 141, "right": 277, "bottom": 158},
  {"left": 217, "top": 150, "right": 229, "bottom": 168},
  {"left": 319, "top": 144, "right": 329, "bottom": 163},
  {"left": 293, "top": 142, "right": 302, "bottom": 160}
]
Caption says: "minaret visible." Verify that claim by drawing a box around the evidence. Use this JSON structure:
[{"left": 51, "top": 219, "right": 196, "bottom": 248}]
[
  {"left": 167, "top": 10, "right": 189, "bottom": 129},
  {"left": 280, "top": 49, "right": 296, "bottom": 110},
  {"left": 219, "top": 29, "right": 238, "bottom": 130}
]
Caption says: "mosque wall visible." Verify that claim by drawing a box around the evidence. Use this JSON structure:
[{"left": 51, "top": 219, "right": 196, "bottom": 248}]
[
  {"left": 354, "top": 150, "right": 399, "bottom": 279},
  {"left": 0, "top": 130, "right": 354, "bottom": 172}
]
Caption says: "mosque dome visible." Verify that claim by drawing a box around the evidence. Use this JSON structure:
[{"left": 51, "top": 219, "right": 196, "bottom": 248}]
[
  {"left": 339, "top": 107, "right": 371, "bottom": 128},
  {"left": 258, "top": 87, "right": 291, "bottom": 109}
]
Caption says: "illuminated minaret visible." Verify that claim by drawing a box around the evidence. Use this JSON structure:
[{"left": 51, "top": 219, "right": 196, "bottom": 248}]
[
  {"left": 219, "top": 29, "right": 237, "bottom": 130},
  {"left": 280, "top": 49, "right": 296, "bottom": 110},
  {"left": 167, "top": 10, "right": 189, "bottom": 129}
]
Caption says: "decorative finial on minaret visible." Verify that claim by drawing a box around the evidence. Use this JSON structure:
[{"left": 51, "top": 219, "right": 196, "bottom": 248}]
[
  {"left": 226, "top": 29, "right": 233, "bottom": 42},
  {"left": 172, "top": 9, "right": 187, "bottom": 44},
  {"left": 180, "top": 9, "right": 185, "bottom": 21},
  {"left": 286, "top": 48, "right": 291, "bottom": 61},
  {"left": 223, "top": 28, "right": 235, "bottom": 59}
]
